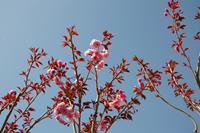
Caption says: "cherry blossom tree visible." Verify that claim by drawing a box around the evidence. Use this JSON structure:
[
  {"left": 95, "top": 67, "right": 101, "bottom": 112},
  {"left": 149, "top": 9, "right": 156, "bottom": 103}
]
[{"left": 0, "top": 0, "right": 199, "bottom": 133}]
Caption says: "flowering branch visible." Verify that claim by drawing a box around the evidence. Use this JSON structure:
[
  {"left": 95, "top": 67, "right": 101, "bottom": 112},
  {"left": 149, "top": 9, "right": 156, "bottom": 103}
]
[
  {"left": 164, "top": 0, "right": 200, "bottom": 90},
  {"left": 133, "top": 56, "right": 198, "bottom": 133}
]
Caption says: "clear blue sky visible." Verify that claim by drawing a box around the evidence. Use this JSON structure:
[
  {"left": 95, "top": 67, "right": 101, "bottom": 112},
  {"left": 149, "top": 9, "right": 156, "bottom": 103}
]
[{"left": 0, "top": 0, "right": 199, "bottom": 133}]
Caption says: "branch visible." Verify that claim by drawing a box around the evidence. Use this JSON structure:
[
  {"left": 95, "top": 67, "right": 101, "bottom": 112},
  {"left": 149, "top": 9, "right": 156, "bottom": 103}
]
[
  {"left": 0, "top": 62, "right": 34, "bottom": 133},
  {"left": 69, "top": 35, "right": 81, "bottom": 133},
  {"left": 141, "top": 63, "right": 198, "bottom": 133},
  {"left": 91, "top": 67, "right": 100, "bottom": 133},
  {"left": 25, "top": 107, "right": 53, "bottom": 132},
  {"left": 195, "top": 53, "right": 200, "bottom": 89}
]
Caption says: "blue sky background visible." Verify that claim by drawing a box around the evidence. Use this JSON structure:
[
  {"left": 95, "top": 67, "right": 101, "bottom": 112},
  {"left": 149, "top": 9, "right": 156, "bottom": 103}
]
[{"left": 0, "top": 0, "right": 199, "bottom": 133}]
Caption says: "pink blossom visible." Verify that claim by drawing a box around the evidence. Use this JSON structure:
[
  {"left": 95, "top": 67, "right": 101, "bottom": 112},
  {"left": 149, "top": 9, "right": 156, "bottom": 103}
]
[
  {"left": 55, "top": 115, "right": 67, "bottom": 125},
  {"left": 47, "top": 68, "right": 56, "bottom": 77},
  {"left": 65, "top": 107, "right": 79, "bottom": 121},
  {"left": 101, "top": 49, "right": 109, "bottom": 59},
  {"left": 108, "top": 99, "right": 120, "bottom": 108},
  {"left": 53, "top": 76, "right": 63, "bottom": 85},
  {"left": 66, "top": 106, "right": 73, "bottom": 113},
  {"left": 90, "top": 39, "right": 102, "bottom": 48},
  {"left": 109, "top": 89, "right": 126, "bottom": 108},
  {"left": 72, "top": 111, "right": 80, "bottom": 119},
  {"left": 54, "top": 103, "right": 79, "bottom": 123},
  {"left": 54, "top": 102, "right": 67, "bottom": 115},
  {"left": 91, "top": 50, "right": 103, "bottom": 61},
  {"left": 84, "top": 49, "right": 95, "bottom": 56},
  {"left": 95, "top": 60, "right": 105, "bottom": 71},
  {"left": 66, "top": 113, "right": 73, "bottom": 120},
  {"left": 57, "top": 60, "right": 63, "bottom": 67},
  {"left": 116, "top": 89, "right": 126, "bottom": 102}
]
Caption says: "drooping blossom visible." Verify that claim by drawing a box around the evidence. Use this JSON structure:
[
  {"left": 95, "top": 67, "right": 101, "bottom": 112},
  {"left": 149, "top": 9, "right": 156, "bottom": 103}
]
[
  {"left": 95, "top": 60, "right": 105, "bottom": 71},
  {"left": 65, "top": 106, "right": 73, "bottom": 120},
  {"left": 72, "top": 110, "right": 80, "bottom": 120},
  {"left": 54, "top": 102, "right": 67, "bottom": 115},
  {"left": 55, "top": 115, "right": 67, "bottom": 125},
  {"left": 54, "top": 102, "right": 80, "bottom": 125}
]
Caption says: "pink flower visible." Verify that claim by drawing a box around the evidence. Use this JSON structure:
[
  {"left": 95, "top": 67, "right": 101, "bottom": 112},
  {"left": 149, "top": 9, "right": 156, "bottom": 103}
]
[
  {"left": 101, "top": 49, "right": 109, "bottom": 59},
  {"left": 95, "top": 60, "right": 105, "bottom": 71},
  {"left": 55, "top": 115, "right": 67, "bottom": 125},
  {"left": 91, "top": 50, "right": 103, "bottom": 61},
  {"left": 109, "top": 89, "right": 126, "bottom": 108},
  {"left": 66, "top": 113, "right": 73, "bottom": 120},
  {"left": 54, "top": 103, "right": 79, "bottom": 124},
  {"left": 84, "top": 49, "right": 95, "bottom": 56},
  {"left": 66, "top": 106, "right": 73, "bottom": 113},
  {"left": 108, "top": 99, "right": 120, "bottom": 108},
  {"left": 90, "top": 39, "right": 102, "bottom": 48},
  {"left": 54, "top": 102, "right": 67, "bottom": 115},
  {"left": 65, "top": 107, "right": 80, "bottom": 121},
  {"left": 116, "top": 89, "right": 126, "bottom": 102},
  {"left": 53, "top": 76, "right": 63, "bottom": 85},
  {"left": 72, "top": 111, "right": 80, "bottom": 119},
  {"left": 47, "top": 68, "right": 56, "bottom": 77},
  {"left": 57, "top": 60, "right": 63, "bottom": 67}
]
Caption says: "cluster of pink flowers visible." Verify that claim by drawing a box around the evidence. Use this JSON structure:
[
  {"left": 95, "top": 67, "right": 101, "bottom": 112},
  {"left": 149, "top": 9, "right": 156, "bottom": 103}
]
[
  {"left": 54, "top": 102, "right": 80, "bottom": 125},
  {"left": 46, "top": 59, "right": 68, "bottom": 90},
  {"left": 108, "top": 89, "right": 126, "bottom": 108},
  {"left": 84, "top": 39, "right": 109, "bottom": 71},
  {"left": 47, "top": 59, "right": 67, "bottom": 77}
]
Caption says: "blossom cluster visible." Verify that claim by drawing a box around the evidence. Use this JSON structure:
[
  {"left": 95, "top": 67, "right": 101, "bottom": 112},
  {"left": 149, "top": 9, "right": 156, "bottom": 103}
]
[
  {"left": 54, "top": 102, "right": 79, "bottom": 125},
  {"left": 84, "top": 39, "right": 109, "bottom": 71}
]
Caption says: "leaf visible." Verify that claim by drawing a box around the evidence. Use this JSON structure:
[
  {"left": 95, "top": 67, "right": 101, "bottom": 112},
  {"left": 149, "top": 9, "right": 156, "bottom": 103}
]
[{"left": 29, "top": 107, "right": 35, "bottom": 112}]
